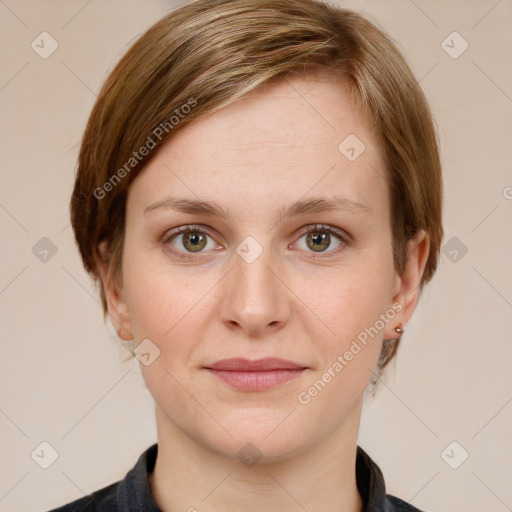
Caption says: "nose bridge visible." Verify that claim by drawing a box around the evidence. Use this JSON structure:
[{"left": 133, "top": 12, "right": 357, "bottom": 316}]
[{"left": 219, "top": 233, "right": 289, "bottom": 333}]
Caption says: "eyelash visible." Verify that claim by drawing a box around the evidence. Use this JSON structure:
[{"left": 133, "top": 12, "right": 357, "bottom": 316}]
[{"left": 162, "top": 224, "right": 351, "bottom": 260}]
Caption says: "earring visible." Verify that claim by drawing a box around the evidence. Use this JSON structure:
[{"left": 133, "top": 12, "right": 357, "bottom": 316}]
[{"left": 394, "top": 323, "right": 404, "bottom": 335}]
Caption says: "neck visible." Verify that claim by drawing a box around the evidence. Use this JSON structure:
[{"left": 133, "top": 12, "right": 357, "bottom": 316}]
[{"left": 149, "top": 401, "right": 364, "bottom": 512}]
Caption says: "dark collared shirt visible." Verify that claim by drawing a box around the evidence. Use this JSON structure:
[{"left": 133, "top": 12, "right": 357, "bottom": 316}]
[{"left": 47, "top": 443, "right": 425, "bottom": 511}]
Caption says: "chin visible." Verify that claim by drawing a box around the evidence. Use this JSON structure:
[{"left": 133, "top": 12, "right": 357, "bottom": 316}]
[{"left": 203, "top": 407, "right": 314, "bottom": 464}]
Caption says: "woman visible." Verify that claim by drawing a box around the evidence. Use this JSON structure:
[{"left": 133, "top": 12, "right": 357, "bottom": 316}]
[{"left": 50, "top": 0, "right": 443, "bottom": 510}]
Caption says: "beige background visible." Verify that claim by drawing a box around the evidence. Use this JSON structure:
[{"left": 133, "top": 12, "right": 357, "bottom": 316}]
[{"left": 1, "top": 1, "right": 511, "bottom": 511}]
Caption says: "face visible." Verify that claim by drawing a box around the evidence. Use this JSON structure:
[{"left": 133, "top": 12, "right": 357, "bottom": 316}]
[{"left": 101, "top": 73, "right": 428, "bottom": 462}]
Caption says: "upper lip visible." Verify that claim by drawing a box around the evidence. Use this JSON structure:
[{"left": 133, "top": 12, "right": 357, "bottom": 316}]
[{"left": 204, "top": 357, "right": 308, "bottom": 371}]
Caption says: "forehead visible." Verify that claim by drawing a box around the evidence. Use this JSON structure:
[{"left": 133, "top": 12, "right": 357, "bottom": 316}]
[{"left": 127, "top": 73, "right": 388, "bottom": 220}]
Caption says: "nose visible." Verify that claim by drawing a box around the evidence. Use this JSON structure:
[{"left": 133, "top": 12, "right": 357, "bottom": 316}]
[{"left": 218, "top": 238, "right": 291, "bottom": 337}]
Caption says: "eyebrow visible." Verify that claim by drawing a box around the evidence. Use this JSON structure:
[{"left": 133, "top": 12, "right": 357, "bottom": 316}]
[{"left": 143, "top": 195, "right": 372, "bottom": 222}]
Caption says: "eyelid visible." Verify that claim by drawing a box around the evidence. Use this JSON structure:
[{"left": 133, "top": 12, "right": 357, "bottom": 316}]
[
  {"left": 295, "top": 223, "right": 351, "bottom": 243},
  {"left": 161, "top": 224, "right": 217, "bottom": 244}
]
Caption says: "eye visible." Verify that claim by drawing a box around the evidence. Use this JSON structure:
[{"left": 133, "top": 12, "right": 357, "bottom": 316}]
[
  {"left": 162, "top": 223, "right": 350, "bottom": 260},
  {"left": 163, "top": 225, "right": 218, "bottom": 258},
  {"left": 293, "top": 224, "right": 349, "bottom": 256}
]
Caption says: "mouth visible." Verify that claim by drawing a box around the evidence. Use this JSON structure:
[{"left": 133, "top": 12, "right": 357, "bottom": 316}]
[{"left": 203, "top": 357, "right": 309, "bottom": 392}]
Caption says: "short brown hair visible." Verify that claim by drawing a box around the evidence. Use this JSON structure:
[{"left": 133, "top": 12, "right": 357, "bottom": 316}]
[{"left": 70, "top": 0, "right": 444, "bottom": 378}]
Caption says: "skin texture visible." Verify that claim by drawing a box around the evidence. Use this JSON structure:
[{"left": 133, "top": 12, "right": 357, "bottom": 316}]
[{"left": 97, "top": 72, "right": 430, "bottom": 512}]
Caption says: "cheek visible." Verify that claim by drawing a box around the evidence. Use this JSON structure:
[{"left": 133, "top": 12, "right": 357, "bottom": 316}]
[
  {"left": 294, "top": 276, "right": 387, "bottom": 415},
  {"left": 123, "top": 251, "right": 215, "bottom": 364},
  {"left": 300, "top": 264, "right": 391, "bottom": 340},
  {"left": 123, "top": 241, "right": 184, "bottom": 321},
  {"left": 291, "top": 257, "right": 394, "bottom": 398}
]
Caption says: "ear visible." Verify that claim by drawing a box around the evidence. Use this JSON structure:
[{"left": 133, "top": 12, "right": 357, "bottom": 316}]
[
  {"left": 383, "top": 229, "right": 430, "bottom": 340},
  {"left": 95, "top": 240, "right": 134, "bottom": 341}
]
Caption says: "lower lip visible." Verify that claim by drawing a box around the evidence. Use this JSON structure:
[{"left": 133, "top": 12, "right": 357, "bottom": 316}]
[{"left": 206, "top": 369, "right": 306, "bottom": 391}]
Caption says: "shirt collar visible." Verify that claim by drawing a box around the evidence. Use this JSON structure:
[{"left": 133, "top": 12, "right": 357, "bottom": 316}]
[
  {"left": 356, "top": 445, "right": 395, "bottom": 511},
  {"left": 116, "top": 443, "right": 393, "bottom": 511},
  {"left": 116, "top": 443, "right": 161, "bottom": 511}
]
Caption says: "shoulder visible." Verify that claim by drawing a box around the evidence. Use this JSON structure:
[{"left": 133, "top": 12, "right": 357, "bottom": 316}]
[
  {"left": 44, "top": 480, "right": 120, "bottom": 511},
  {"left": 387, "top": 493, "right": 427, "bottom": 511},
  {"left": 44, "top": 443, "right": 160, "bottom": 512},
  {"left": 356, "top": 445, "right": 428, "bottom": 512}
]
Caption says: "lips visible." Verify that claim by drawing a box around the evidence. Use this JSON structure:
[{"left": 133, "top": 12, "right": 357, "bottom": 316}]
[
  {"left": 204, "top": 357, "right": 307, "bottom": 372},
  {"left": 203, "top": 358, "right": 308, "bottom": 391}
]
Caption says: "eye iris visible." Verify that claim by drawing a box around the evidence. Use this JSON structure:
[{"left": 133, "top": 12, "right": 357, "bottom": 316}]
[
  {"left": 306, "top": 231, "right": 330, "bottom": 252},
  {"left": 183, "top": 231, "right": 206, "bottom": 252}
]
